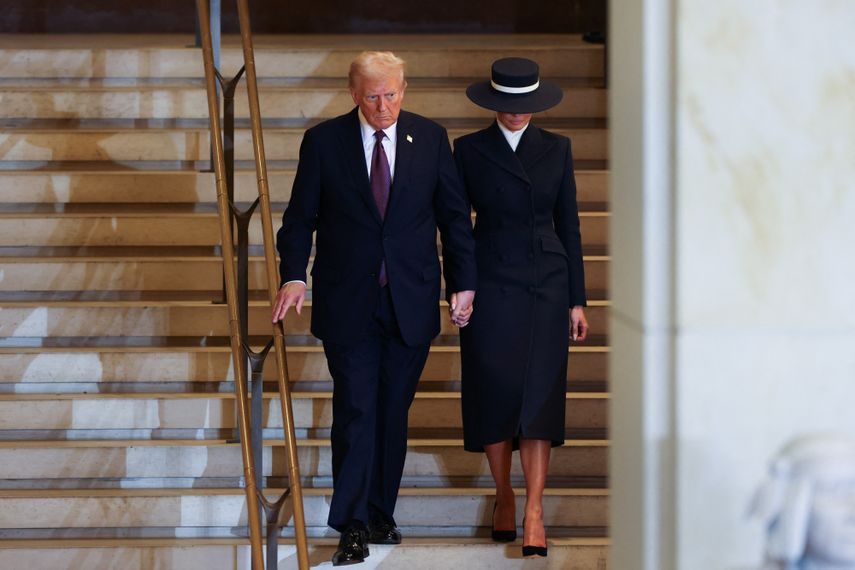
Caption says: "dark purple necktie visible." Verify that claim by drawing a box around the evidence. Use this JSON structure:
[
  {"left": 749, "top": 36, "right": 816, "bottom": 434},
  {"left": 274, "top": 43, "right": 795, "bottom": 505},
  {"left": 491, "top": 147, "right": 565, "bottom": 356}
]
[{"left": 371, "top": 130, "right": 391, "bottom": 286}]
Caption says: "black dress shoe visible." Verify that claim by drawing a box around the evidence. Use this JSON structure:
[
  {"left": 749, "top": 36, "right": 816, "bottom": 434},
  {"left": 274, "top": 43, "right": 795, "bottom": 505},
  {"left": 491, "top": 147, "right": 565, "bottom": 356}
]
[
  {"left": 491, "top": 502, "right": 517, "bottom": 542},
  {"left": 332, "top": 526, "right": 369, "bottom": 566},
  {"left": 368, "top": 520, "right": 402, "bottom": 545}
]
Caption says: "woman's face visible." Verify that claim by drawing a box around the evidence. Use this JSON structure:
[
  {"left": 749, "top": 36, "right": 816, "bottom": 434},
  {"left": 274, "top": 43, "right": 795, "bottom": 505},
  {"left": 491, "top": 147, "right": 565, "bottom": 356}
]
[{"left": 497, "top": 112, "right": 532, "bottom": 132}]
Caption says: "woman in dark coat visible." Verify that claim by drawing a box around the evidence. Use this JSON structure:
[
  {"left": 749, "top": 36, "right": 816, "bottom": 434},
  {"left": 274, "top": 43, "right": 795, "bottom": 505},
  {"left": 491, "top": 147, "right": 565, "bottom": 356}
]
[{"left": 452, "top": 58, "right": 589, "bottom": 557}]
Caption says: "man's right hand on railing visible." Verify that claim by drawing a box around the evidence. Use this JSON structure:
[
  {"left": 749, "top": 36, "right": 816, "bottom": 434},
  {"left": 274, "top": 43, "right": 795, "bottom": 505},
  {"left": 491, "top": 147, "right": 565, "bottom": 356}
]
[{"left": 272, "top": 281, "right": 307, "bottom": 323}]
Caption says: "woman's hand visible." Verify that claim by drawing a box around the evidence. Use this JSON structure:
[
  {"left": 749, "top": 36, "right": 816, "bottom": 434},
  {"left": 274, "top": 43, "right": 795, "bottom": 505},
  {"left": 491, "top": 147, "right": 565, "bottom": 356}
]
[
  {"left": 570, "top": 306, "right": 588, "bottom": 342},
  {"left": 450, "top": 290, "right": 475, "bottom": 327}
]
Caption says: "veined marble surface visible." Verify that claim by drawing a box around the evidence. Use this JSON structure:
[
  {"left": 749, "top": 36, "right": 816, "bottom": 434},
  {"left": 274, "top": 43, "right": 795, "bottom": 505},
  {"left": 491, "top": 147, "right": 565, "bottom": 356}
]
[{"left": 674, "top": 0, "right": 855, "bottom": 567}]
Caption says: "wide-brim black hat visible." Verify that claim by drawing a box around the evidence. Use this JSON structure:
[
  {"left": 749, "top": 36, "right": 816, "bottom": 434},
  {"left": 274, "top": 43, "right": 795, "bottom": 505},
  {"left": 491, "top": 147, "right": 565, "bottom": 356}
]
[{"left": 466, "top": 57, "right": 563, "bottom": 114}]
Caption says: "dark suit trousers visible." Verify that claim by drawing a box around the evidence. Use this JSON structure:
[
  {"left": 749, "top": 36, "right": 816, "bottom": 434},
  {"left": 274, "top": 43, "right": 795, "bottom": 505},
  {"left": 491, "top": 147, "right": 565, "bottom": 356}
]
[{"left": 322, "top": 286, "right": 430, "bottom": 532}]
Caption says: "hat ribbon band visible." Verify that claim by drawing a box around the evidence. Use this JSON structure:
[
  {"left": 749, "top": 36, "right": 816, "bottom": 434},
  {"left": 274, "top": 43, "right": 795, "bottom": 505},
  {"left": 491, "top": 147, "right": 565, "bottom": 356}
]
[{"left": 490, "top": 80, "right": 540, "bottom": 94}]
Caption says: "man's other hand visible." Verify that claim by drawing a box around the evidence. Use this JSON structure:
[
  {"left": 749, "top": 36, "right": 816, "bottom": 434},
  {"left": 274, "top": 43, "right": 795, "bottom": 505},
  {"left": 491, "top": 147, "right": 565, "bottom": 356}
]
[{"left": 272, "top": 281, "right": 307, "bottom": 323}]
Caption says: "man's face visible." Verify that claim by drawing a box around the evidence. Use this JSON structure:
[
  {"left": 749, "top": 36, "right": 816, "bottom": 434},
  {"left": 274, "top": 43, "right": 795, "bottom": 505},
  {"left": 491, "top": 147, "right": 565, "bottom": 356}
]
[{"left": 351, "top": 73, "right": 406, "bottom": 131}]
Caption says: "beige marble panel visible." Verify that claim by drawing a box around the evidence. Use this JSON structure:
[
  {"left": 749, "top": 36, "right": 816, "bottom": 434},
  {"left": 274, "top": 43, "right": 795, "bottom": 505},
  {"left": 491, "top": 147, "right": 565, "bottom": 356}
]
[{"left": 676, "top": 0, "right": 855, "bottom": 330}]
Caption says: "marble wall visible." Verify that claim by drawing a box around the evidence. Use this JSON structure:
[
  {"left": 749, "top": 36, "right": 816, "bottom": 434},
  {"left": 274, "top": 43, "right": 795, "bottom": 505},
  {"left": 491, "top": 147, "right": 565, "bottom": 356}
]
[{"left": 611, "top": 0, "right": 855, "bottom": 568}]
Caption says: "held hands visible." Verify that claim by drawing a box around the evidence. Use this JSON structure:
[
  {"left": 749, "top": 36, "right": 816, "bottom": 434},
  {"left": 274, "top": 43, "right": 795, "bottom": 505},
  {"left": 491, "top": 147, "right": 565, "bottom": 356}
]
[
  {"left": 449, "top": 290, "right": 475, "bottom": 328},
  {"left": 272, "top": 281, "right": 307, "bottom": 323},
  {"left": 570, "top": 306, "right": 588, "bottom": 342}
]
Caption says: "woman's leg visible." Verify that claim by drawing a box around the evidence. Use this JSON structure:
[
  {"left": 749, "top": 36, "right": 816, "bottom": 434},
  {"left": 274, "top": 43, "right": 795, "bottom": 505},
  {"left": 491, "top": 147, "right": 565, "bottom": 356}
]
[
  {"left": 519, "top": 437, "right": 551, "bottom": 547},
  {"left": 484, "top": 440, "right": 515, "bottom": 530}
]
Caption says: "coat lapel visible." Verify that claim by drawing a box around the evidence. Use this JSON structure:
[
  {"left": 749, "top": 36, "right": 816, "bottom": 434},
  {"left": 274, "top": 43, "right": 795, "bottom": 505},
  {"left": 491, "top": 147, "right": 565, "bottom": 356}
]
[
  {"left": 385, "top": 111, "right": 415, "bottom": 221},
  {"left": 470, "top": 121, "right": 530, "bottom": 184},
  {"left": 515, "top": 123, "right": 557, "bottom": 173},
  {"left": 337, "top": 107, "right": 382, "bottom": 225}
]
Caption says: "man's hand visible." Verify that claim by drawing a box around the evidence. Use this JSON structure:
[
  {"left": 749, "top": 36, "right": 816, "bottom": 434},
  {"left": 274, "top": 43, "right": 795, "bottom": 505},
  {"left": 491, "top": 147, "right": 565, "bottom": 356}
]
[
  {"left": 272, "top": 281, "right": 307, "bottom": 323},
  {"left": 570, "top": 306, "right": 588, "bottom": 342},
  {"left": 450, "top": 290, "right": 475, "bottom": 328}
]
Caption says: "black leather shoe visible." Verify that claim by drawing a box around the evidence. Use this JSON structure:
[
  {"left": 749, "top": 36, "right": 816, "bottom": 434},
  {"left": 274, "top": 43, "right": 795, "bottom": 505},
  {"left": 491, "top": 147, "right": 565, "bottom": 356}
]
[
  {"left": 368, "top": 521, "right": 402, "bottom": 545},
  {"left": 332, "top": 526, "right": 369, "bottom": 566}
]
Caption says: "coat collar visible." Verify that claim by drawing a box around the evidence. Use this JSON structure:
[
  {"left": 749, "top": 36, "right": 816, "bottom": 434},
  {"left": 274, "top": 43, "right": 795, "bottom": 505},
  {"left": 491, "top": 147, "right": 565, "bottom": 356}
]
[
  {"left": 337, "top": 108, "right": 417, "bottom": 226},
  {"left": 386, "top": 110, "right": 415, "bottom": 220},
  {"left": 338, "top": 107, "right": 382, "bottom": 224},
  {"left": 515, "top": 122, "right": 556, "bottom": 172},
  {"left": 470, "top": 121, "right": 557, "bottom": 183}
]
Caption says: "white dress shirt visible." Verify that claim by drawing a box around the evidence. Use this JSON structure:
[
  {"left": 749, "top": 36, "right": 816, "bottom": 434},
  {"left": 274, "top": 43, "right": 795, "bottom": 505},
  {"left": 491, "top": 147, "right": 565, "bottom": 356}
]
[
  {"left": 283, "top": 111, "right": 398, "bottom": 288},
  {"left": 358, "top": 108, "right": 397, "bottom": 181},
  {"left": 497, "top": 120, "right": 529, "bottom": 152}
]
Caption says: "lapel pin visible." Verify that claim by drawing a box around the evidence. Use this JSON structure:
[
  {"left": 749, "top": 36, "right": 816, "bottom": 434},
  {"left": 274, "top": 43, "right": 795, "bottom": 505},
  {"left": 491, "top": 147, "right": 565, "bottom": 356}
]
[{"left": 406, "top": 134, "right": 413, "bottom": 143}]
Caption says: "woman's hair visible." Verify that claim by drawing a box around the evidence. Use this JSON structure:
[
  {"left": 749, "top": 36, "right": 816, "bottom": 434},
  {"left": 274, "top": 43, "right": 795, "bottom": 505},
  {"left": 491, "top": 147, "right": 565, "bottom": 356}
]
[{"left": 348, "top": 51, "right": 406, "bottom": 88}]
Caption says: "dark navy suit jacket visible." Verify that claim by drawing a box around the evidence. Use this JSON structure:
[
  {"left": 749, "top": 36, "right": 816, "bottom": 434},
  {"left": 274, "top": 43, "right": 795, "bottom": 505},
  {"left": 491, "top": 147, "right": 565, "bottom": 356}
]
[{"left": 277, "top": 107, "right": 477, "bottom": 347}]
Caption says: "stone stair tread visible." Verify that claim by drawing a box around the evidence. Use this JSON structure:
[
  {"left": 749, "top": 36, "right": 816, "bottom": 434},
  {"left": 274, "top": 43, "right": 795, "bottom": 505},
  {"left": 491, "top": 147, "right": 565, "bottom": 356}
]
[
  {"left": 0, "top": 535, "right": 609, "bottom": 546},
  {"left": 0, "top": 288, "right": 610, "bottom": 305},
  {"left": 0, "top": 244, "right": 611, "bottom": 260},
  {"left": 0, "top": 389, "right": 608, "bottom": 401},
  {"left": 0, "top": 33, "right": 604, "bottom": 51},
  {"left": 0, "top": 200, "right": 610, "bottom": 216},
  {"left": 0, "top": 379, "right": 609, "bottom": 396},
  {"left": 0, "top": 116, "right": 608, "bottom": 131},
  {"left": 0, "top": 474, "right": 608, "bottom": 491},
  {"left": 0, "top": 158, "right": 609, "bottom": 172},
  {"left": 0, "top": 485, "right": 608, "bottom": 498},
  {"left": 0, "top": 333, "right": 610, "bottom": 352},
  {"left": 0, "top": 76, "right": 605, "bottom": 91},
  {"left": 0, "top": 426, "right": 609, "bottom": 446}
]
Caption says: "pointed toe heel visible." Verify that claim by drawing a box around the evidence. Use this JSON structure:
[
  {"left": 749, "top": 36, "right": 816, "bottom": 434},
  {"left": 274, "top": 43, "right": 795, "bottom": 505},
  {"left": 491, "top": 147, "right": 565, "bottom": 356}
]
[{"left": 521, "top": 545, "right": 548, "bottom": 558}]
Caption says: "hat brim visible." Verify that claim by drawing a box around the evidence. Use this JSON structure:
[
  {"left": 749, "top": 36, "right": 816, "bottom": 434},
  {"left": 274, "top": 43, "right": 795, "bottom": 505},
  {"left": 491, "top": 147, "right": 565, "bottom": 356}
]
[{"left": 465, "top": 80, "right": 563, "bottom": 113}]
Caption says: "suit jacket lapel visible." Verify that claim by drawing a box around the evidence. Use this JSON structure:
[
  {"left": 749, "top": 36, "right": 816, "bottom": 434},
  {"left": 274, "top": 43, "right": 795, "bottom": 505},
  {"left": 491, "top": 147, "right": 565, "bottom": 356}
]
[
  {"left": 338, "top": 107, "right": 383, "bottom": 225},
  {"left": 515, "top": 123, "right": 556, "bottom": 173},
  {"left": 470, "top": 121, "right": 530, "bottom": 184},
  {"left": 386, "top": 111, "right": 415, "bottom": 221}
]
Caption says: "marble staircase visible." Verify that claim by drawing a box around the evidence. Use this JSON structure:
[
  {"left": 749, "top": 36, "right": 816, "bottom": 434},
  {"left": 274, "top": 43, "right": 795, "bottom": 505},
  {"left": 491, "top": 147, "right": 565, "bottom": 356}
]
[{"left": 0, "top": 34, "right": 609, "bottom": 569}]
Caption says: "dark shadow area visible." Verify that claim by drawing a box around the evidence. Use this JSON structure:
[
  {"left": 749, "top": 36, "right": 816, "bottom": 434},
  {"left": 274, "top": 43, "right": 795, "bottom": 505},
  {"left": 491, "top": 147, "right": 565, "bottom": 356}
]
[{"left": 0, "top": 0, "right": 606, "bottom": 34}]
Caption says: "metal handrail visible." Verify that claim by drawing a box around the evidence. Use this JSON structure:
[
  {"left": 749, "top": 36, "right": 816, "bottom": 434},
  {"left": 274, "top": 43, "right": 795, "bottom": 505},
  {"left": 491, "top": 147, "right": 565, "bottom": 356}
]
[{"left": 195, "top": 1, "right": 310, "bottom": 568}]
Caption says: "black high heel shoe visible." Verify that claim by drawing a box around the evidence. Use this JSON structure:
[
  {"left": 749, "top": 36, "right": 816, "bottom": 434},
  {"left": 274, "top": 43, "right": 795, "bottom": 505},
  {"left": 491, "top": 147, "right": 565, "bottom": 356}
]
[
  {"left": 491, "top": 502, "right": 517, "bottom": 542},
  {"left": 521, "top": 517, "right": 548, "bottom": 557}
]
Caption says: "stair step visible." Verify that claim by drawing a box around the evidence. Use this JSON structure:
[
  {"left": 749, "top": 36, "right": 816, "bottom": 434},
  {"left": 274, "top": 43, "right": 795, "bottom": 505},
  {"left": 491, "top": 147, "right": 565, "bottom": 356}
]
[
  {"left": 0, "top": 440, "right": 606, "bottom": 480},
  {"left": 0, "top": 301, "right": 609, "bottom": 338},
  {"left": 0, "top": 117, "right": 608, "bottom": 162},
  {"left": 0, "top": 79, "right": 606, "bottom": 120},
  {"left": 0, "top": 539, "right": 608, "bottom": 570},
  {"left": 0, "top": 425, "right": 608, "bottom": 443},
  {"left": 0, "top": 377, "right": 610, "bottom": 396},
  {"left": 0, "top": 33, "right": 604, "bottom": 79},
  {"left": 0, "top": 347, "right": 607, "bottom": 385},
  {"left": 0, "top": 246, "right": 609, "bottom": 291},
  {"left": 0, "top": 166, "right": 610, "bottom": 205},
  {"left": 0, "top": 203, "right": 609, "bottom": 247},
  {"left": 0, "top": 487, "right": 608, "bottom": 529},
  {"left": 0, "top": 391, "right": 607, "bottom": 432},
  {"left": 0, "top": 333, "right": 609, "bottom": 352}
]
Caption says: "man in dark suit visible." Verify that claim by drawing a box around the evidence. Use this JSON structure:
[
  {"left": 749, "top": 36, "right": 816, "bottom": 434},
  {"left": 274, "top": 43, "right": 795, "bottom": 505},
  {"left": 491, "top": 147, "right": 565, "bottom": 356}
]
[{"left": 272, "top": 51, "right": 477, "bottom": 566}]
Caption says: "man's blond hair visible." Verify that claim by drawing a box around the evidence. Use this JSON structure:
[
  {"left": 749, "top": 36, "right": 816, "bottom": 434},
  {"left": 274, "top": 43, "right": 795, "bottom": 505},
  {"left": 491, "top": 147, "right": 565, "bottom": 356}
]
[{"left": 348, "top": 51, "right": 406, "bottom": 88}]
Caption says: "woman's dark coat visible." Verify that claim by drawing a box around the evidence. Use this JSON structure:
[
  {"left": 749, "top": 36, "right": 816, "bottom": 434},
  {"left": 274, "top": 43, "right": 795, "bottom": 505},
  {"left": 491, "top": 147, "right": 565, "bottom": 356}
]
[{"left": 454, "top": 121, "right": 587, "bottom": 452}]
